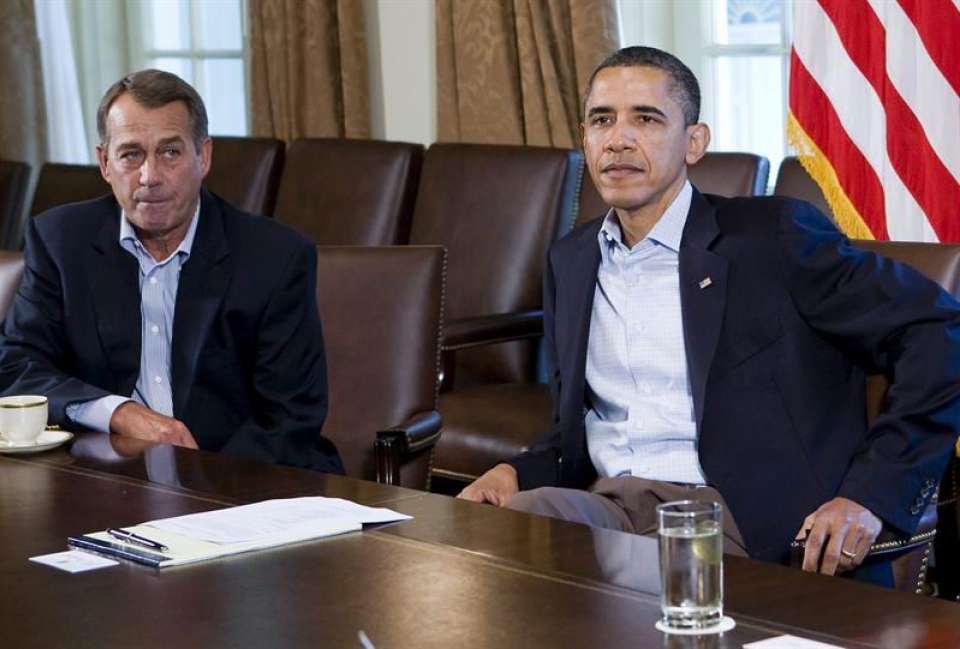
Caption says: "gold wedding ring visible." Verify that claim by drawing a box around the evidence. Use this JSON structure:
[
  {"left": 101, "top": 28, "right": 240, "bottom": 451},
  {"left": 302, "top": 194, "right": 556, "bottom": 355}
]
[{"left": 841, "top": 548, "right": 857, "bottom": 559}]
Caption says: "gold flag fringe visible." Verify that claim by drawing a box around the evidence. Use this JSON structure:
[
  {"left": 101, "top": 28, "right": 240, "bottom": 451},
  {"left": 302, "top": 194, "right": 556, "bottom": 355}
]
[{"left": 786, "top": 112, "right": 876, "bottom": 240}]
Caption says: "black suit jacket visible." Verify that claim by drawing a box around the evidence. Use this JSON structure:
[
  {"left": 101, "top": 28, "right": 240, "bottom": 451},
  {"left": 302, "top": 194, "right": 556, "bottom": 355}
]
[
  {"left": 510, "top": 190, "right": 960, "bottom": 563},
  {"left": 0, "top": 190, "right": 342, "bottom": 473}
]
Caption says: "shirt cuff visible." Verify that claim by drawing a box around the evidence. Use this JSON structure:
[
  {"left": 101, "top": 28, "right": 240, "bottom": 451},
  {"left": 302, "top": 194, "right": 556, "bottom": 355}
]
[{"left": 66, "top": 395, "right": 133, "bottom": 433}]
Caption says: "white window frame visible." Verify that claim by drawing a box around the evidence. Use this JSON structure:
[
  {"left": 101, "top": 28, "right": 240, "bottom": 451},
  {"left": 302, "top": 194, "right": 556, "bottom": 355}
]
[
  {"left": 621, "top": 0, "right": 793, "bottom": 176},
  {"left": 125, "top": 0, "right": 251, "bottom": 135}
]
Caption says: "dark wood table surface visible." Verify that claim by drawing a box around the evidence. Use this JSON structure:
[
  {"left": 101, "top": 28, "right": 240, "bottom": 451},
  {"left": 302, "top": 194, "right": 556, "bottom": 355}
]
[{"left": 3, "top": 433, "right": 959, "bottom": 648}]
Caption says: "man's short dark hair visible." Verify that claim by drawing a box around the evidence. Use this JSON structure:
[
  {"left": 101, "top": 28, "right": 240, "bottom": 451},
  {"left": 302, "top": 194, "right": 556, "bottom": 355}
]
[
  {"left": 97, "top": 69, "right": 209, "bottom": 151},
  {"left": 584, "top": 46, "right": 701, "bottom": 127}
]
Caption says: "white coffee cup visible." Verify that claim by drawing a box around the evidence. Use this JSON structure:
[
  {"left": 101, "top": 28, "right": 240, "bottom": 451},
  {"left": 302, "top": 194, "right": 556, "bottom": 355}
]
[{"left": 0, "top": 395, "right": 48, "bottom": 445}]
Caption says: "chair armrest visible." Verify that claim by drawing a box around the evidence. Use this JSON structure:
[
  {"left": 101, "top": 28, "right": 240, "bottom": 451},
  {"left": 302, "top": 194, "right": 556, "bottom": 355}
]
[
  {"left": 374, "top": 410, "right": 442, "bottom": 486},
  {"left": 867, "top": 510, "right": 938, "bottom": 557},
  {"left": 789, "top": 497, "right": 938, "bottom": 594},
  {"left": 378, "top": 410, "right": 442, "bottom": 454},
  {"left": 441, "top": 310, "right": 544, "bottom": 351}
]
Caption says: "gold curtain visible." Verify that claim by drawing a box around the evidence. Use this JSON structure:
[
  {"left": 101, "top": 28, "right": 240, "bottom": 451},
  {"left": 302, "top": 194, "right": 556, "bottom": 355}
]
[
  {"left": 0, "top": 0, "right": 46, "bottom": 164},
  {"left": 249, "top": 0, "right": 370, "bottom": 141},
  {"left": 437, "top": 0, "right": 619, "bottom": 147}
]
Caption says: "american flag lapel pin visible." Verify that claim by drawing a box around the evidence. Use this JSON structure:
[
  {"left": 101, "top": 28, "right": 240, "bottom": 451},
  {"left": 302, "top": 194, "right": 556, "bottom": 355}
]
[{"left": 699, "top": 277, "right": 712, "bottom": 289}]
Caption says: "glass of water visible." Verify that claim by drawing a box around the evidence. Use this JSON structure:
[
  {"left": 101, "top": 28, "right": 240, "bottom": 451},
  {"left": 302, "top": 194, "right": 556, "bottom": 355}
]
[{"left": 657, "top": 500, "right": 723, "bottom": 630}]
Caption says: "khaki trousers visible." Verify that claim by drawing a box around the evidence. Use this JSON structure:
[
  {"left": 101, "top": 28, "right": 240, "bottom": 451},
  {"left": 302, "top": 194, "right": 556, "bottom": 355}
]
[{"left": 507, "top": 476, "right": 749, "bottom": 557}]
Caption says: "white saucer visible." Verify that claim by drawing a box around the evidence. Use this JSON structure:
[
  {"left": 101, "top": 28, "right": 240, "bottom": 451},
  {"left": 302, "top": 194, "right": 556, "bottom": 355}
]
[
  {"left": 0, "top": 429, "right": 74, "bottom": 454},
  {"left": 655, "top": 616, "right": 736, "bottom": 635}
]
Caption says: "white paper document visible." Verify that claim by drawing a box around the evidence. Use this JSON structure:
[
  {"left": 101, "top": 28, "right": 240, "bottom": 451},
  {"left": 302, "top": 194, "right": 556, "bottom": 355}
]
[
  {"left": 745, "top": 636, "right": 847, "bottom": 649},
  {"left": 145, "top": 497, "right": 412, "bottom": 545},
  {"left": 69, "top": 496, "right": 412, "bottom": 568},
  {"left": 31, "top": 550, "right": 119, "bottom": 573}
]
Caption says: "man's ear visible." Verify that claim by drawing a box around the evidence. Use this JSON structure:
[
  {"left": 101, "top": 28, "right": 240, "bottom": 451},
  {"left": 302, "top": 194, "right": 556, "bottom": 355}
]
[
  {"left": 685, "top": 123, "right": 711, "bottom": 165},
  {"left": 199, "top": 137, "right": 213, "bottom": 180},
  {"left": 96, "top": 145, "right": 110, "bottom": 183}
]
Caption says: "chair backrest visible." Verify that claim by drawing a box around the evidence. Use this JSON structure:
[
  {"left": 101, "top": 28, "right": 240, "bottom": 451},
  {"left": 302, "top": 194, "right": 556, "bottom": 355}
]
[
  {"left": 689, "top": 152, "right": 770, "bottom": 198},
  {"left": 0, "top": 251, "right": 24, "bottom": 320},
  {"left": 204, "top": 136, "right": 285, "bottom": 216},
  {"left": 575, "top": 158, "right": 608, "bottom": 227},
  {"left": 0, "top": 161, "right": 29, "bottom": 250},
  {"left": 274, "top": 138, "right": 424, "bottom": 245},
  {"left": 576, "top": 151, "right": 770, "bottom": 228},
  {"left": 316, "top": 245, "right": 444, "bottom": 485},
  {"left": 773, "top": 157, "right": 834, "bottom": 222},
  {"left": 409, "top": 143, "right": 582, "bottom": 383},
  {"left": 30, "top": 163, "right": 107, "bottom": 216}
]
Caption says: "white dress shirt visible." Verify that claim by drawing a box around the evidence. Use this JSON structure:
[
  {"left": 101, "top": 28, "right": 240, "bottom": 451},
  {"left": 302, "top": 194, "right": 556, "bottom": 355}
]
[
  {"left": 584, "top": 181, "right": 706, "bottom": 484},
  {"left": 66, "top": 205, "right": 200, "bottom": 431}
]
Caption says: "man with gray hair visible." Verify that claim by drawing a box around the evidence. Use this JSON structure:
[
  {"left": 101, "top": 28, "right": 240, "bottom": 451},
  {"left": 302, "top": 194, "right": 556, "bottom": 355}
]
[{"left": 0, "top": 69, "right": 343, "bottom": 473}]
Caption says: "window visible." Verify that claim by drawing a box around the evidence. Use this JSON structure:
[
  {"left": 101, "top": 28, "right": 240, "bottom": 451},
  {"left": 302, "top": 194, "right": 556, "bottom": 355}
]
[
  {"left": 127, "top": 0, "right": 249, "bottom": 136},
  {"left": 620, "top": 0, "right": 792, "bottom": 188},
  {"left": 703, "top": 0, "right": 791, "bottom": 180}
]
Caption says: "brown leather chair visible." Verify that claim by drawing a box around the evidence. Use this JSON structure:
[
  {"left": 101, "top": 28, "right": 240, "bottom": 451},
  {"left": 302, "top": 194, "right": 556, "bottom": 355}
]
[
  {"left": 29, "top": 163, "right": 107, "bottom": 216},
  {"left": 274, "top": 138, "right": 424, "bottom": 245},
  {"left": 849, "top": 240, "right": 960, "bottom": 596},
  {"left": 204, "top": 136, "right": 285, "bottom": 216},
  {"left": 0, "top": 251, "right": 24, "bottom": 320},
  {"left": 0, "top": 161, "right": 29, "bottom": 250},
  {"left": 773, "top": 156, "right": 835, "bottom": 222},
  {"left": 689, "top": 152, "right": 770, "bottom": 198},
  {"left": 412, "top": 143, "right": 582, "bottom": 485},
  {"left": 576, "top": 151, "right": 771, "bottom": 228},
  {"left": 316, "top": 245, "right": 445, "bottom": 489}
]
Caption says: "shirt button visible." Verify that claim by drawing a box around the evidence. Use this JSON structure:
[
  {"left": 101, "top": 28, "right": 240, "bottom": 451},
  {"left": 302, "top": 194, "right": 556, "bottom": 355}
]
[
  {"left": 154, "top": 376, "right": 162, "bottom": 384},
  {"left": 636, "top": 421, "right": 644, "bottom": 430},
  {"left": 641, "top": 383, "right": 652, "bottom": 394},
  {"left": 151, "top": 325, "right": 159, "bottom": 335},
  {"left": 150, "top": 277, "right": 158, "bottom": 285}
]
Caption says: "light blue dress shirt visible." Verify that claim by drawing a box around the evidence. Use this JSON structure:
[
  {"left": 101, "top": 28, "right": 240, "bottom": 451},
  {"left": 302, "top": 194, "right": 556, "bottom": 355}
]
[
  {"left": 584, "top": 181, "right": 706, "bottom": 485},
  {"left": 66, "top": 206, "right": 200, "bottom": 431}
]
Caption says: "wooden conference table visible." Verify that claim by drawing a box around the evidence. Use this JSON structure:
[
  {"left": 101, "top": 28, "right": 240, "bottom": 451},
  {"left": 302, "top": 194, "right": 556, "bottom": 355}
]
[{"left": 2, "top": 432, "right": 959, "bottom": 648}]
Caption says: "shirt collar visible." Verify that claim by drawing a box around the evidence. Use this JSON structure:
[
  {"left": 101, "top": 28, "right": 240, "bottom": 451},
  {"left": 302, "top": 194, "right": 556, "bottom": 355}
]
[
  {"left": 598, "top": 180, "right": 692, "bottom": 254},
  {"left": 119, "top": 201, "right": 200, "bottom": 262}
]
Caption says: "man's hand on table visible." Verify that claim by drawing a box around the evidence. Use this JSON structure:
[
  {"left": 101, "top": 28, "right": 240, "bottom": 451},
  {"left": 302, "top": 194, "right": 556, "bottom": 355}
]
[
  {"left": 457, "top": 464, "right": 519, "bottom": 506},
  {"left": 109, "top": 401, "right": 199, "bottom": 449},
  {"left": 109, "top": 434, "right": 158, "bottom": 458},
  {"left": 795, "top": 496, "right": 882, "bottom": 576}
]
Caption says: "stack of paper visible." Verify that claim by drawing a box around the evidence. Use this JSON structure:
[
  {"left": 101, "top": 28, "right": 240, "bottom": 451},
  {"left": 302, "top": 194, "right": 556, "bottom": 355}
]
[{"left": 68, "top": 497, "right": 412, "bottom": 568}]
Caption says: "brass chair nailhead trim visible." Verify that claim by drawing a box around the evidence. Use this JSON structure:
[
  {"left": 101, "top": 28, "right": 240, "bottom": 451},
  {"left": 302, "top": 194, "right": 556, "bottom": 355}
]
[{"left": 869, "top": 529, "right": 936, "bottom": 553}]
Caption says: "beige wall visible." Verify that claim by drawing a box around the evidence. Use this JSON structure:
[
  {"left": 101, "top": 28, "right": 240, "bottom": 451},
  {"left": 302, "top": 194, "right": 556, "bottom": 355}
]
[{"left": 365, "top": 0, "right": 436, "bottom": 145}]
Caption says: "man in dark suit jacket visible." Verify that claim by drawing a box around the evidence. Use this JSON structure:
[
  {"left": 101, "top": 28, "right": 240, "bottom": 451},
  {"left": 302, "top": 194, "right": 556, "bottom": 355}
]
[
  {"left": 0, "top": 69, "right": 342, "bottom": 473},
  {"left": 459, "top": 47, "right": 960, "bottom": 584}
]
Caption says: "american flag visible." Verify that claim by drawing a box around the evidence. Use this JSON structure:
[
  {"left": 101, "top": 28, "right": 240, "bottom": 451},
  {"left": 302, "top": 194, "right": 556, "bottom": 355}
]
[{"left": 788, "top": 0, "right": 959, "bottom": 242}]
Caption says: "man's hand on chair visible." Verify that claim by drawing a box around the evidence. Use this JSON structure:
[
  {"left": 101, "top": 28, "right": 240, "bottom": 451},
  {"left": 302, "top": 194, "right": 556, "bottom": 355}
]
[{"left": 795, "top": 497, "right": 882, "bottom": 576}]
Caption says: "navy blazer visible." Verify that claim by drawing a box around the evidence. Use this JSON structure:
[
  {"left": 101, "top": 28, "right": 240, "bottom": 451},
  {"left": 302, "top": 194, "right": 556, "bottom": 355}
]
[
  {"left": 0, "top": 189, "right": 342, "bottom": 473},
  {"left": 510, "top": 190, "right": 960, "bottom": 563}
]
